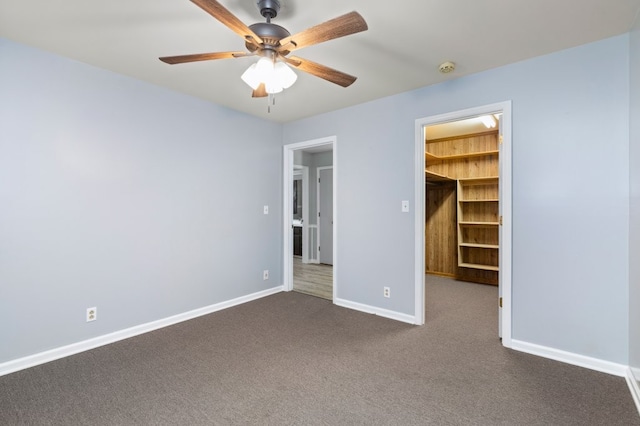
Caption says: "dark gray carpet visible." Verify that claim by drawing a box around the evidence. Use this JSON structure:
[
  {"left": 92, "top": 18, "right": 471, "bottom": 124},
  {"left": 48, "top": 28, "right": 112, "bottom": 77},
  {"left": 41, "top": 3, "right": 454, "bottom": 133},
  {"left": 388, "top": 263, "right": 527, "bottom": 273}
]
[{"left": 1, "top": 276, "right": 638, "bottom": 425}]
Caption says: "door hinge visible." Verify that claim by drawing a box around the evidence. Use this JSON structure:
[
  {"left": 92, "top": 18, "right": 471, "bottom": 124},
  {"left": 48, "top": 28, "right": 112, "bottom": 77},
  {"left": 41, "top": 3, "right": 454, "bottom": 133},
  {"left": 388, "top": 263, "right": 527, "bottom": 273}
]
[
  {"left": 499, "top": 297, "right": 503, "bottom": 308},
  {"left": 318, "top": 246, "right": 320, "bottom": 252},
  {"left": 499, "top": 135, "right": 503, "bottom": 145},
  {"left": 318, "top": 178, "right": 320, "bottom": 183},
  {"left": 499, "top": 215, "right": 503, "bottom": 226},
  {"left": 318, "top": 212, "right": 321, "bottom": 217}
]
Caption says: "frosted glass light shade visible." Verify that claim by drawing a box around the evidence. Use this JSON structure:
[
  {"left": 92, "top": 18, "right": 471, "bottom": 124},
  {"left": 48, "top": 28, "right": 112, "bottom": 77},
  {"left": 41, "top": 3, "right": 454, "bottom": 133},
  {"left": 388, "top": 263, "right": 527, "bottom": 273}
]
[
  {"left": 274, "top": 62, "right": 297, "bottom": 89},
  {"left": 240, "top": 63, "right": 261, "bottom": 90},
  {"left": 254, "top": 57, "right": 274, "bottom": 80}
]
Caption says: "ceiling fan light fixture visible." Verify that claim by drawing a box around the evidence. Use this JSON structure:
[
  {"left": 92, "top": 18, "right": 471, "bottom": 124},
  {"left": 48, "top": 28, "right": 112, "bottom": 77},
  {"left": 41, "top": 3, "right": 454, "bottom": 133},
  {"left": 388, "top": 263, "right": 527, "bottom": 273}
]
[{"left": 241, "top": 57, "right": 297, "bottom": 93}]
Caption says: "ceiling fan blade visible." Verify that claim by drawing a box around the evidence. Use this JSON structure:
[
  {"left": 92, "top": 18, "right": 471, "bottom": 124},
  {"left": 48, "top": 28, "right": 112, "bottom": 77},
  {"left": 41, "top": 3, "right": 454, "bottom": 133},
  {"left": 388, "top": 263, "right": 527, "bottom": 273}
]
[
  {"left": 278, "top": 11, "right": 367, "bottom": 52},
  {"left": 159, "top": 51, "right": 250, "bottom": 64},
  {"left": 252, "top": 83, "right": 268, "bottom": 98},
  {"left": 191, "top": 0, "right": 263, "bottom": 46},
  {"left": 287, "top": 56, "right": 357, "bottom": 87}
]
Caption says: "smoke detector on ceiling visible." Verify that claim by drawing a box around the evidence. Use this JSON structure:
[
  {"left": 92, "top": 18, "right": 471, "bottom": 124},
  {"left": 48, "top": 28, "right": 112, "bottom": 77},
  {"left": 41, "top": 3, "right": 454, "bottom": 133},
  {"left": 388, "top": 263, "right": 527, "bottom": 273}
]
[{"left": 438, "top": 61, "right": 456, "bottom": 74}]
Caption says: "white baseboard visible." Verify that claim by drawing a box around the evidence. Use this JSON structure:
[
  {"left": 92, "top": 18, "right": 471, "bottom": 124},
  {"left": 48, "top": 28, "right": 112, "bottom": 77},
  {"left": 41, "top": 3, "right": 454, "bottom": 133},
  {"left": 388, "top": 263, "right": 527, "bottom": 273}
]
[
  {"left": 0, "top": 286, "right": 284, "bottom": 377},
  {"left": 627, "top": 367, "right": 640, "bottom": 416},
  {"left": 334, "top": 298, "right": 415, "bottom": 324},
  {"left": 510, "top": 339, "right": 628, "bottom": 377}
]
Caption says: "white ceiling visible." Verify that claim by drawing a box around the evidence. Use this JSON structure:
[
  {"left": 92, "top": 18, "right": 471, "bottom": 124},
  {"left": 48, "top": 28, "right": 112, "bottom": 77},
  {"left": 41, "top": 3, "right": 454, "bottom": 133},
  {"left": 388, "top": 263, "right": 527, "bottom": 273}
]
[{"left": 1, "top": 0, "right": 639, "bottom": 123}]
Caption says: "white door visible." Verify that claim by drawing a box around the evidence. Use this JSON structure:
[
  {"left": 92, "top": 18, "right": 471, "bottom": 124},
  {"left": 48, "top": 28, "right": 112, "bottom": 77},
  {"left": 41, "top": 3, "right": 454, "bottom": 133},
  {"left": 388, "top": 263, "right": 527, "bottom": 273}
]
[{"left": 318, "top": 167, "right": 333, "bottom": 265}]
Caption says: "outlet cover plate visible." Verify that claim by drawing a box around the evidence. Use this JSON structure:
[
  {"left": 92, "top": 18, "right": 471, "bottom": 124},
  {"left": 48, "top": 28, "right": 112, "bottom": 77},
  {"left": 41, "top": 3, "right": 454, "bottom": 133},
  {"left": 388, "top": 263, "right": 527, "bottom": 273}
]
[{"left": 86, "top": 307, "right": 97, "bottom": 322}]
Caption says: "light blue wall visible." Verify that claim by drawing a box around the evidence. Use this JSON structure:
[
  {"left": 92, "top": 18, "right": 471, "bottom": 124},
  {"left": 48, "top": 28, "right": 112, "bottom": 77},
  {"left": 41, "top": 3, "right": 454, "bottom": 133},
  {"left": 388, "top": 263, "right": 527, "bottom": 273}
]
[
  {"left": 1, "top": 33, "right": 634, "bottom": 367},
  {"left": 0, "top": 38, "right": 283, "bottom": 363},
  {"left": 630, "top": 15, "right": 640, "bottom": 375},
  {"left": 283, "top": 35, "right": 630, "bottom": 363}
]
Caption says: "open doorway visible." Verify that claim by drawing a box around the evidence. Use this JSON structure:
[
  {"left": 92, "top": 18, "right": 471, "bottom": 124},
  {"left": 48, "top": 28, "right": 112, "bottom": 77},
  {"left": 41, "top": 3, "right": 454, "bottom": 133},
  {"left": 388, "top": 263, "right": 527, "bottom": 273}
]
[
  {"left": 414, "top": 102, "right": 512, "bottom": 347},
  {"left": 283, "top": 137, "right": 336, "bottom": 301}
]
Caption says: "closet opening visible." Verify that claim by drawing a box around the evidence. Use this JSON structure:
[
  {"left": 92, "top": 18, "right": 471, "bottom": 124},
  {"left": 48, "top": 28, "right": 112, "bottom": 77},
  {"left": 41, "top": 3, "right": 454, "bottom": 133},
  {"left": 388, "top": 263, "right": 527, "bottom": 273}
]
[{"left": 415, "top": 101, "right": 512, "bottom": 345}]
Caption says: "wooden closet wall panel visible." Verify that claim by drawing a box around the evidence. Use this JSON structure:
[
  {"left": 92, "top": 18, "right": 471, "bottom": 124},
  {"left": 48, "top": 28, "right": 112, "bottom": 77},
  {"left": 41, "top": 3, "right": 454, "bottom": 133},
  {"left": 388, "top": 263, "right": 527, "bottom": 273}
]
[{"left": 425, "top": 182, "right": 457, "bottom": 277}]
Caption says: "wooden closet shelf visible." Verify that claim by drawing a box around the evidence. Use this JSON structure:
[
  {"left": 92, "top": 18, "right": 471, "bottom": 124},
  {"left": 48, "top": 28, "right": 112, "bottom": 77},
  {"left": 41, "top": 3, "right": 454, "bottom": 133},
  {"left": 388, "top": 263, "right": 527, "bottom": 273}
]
[
  {"left": 459, "top": 221, "right": 499, "bottom": 227},
  {"left": 459, "top": 263, "right": 499, "bottom": 272},
  {"left": 458, "top": 176, "right": 499, "bottom": 185},
  {"left": 459, "top": 243, "right": 499, "bottom": 249},
  {"left": 426, "top": 150, "right": 499, "bottom": 162},
  {"left": 460, "top": 198, "right": 499, "bottom": 203},
  {"left": 425, "top": 169, "right": 454, "bottom": 182}
]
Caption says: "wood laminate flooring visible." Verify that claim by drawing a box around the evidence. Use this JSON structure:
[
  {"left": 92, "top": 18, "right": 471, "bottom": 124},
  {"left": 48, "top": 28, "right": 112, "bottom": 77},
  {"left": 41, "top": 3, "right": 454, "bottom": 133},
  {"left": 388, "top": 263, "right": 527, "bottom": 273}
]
[{"left": 293, "top": 257, "right": 333, "bottom": 300}]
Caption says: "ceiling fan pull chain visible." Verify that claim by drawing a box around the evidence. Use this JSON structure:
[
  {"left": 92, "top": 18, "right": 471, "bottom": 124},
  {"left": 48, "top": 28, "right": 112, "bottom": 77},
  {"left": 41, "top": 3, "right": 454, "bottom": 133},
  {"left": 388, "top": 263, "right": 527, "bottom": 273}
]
[{"left": 267, "top": 93, "right": 277, "bottom": 113}]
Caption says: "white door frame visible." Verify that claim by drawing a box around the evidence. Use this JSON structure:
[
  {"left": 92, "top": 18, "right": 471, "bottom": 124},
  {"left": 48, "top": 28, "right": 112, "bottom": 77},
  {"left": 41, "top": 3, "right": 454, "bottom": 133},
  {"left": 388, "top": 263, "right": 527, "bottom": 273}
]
[
  {"left": 317, "top": 166, "right": 334, "bottom": 266},
  {"left": 414, "top": 101, "right": 512, "bottom": 348},
  {"left": 283, "top": 136, "right": 337, "bottom": 301}
]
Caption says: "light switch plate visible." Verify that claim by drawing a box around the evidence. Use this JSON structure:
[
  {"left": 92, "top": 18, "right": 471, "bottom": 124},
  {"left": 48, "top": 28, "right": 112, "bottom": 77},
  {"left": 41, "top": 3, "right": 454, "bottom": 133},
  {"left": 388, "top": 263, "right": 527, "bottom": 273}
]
[
  {"left": 263, "top": 205, "right": 269, "bottom": 215},
  {"left": 402, "top": 200, "right": 410, "bottom": 213}
]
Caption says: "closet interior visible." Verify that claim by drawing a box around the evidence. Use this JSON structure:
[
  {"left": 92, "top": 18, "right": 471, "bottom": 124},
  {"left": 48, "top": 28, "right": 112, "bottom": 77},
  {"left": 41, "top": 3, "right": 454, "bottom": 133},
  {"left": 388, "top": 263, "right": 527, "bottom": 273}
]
[{"left": 425, "top": 116, "right": 500, "bottom": 285}]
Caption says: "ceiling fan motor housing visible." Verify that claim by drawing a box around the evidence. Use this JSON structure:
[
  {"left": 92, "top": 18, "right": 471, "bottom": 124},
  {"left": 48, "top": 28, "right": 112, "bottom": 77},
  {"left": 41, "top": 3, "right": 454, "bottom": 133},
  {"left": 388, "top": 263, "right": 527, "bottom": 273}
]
[{"left": 246, "top": 22, "right": 290, "bottom": 53}]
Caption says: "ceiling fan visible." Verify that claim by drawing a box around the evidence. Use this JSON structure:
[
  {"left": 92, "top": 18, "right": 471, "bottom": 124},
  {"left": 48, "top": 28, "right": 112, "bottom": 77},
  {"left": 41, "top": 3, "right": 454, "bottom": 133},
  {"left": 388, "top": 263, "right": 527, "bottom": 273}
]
[{"left": 160, "top": 0, "right": 368, "bottom": 98}]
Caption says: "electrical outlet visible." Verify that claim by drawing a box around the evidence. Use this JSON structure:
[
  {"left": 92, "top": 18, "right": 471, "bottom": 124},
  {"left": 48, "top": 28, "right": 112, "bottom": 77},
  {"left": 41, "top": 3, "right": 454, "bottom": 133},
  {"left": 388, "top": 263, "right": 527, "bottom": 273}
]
[
  {"left": 263, "top": 205, "right": 269, "bottom": 215},
  {"left": 86, "top": 307, "right": 97, "bottom": 322},
  {"left": 383, "top": 287, "right": 390, "bottom": 298},
  {"left": 263, "top": 270, "right": 269, "bottom": 280}
]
